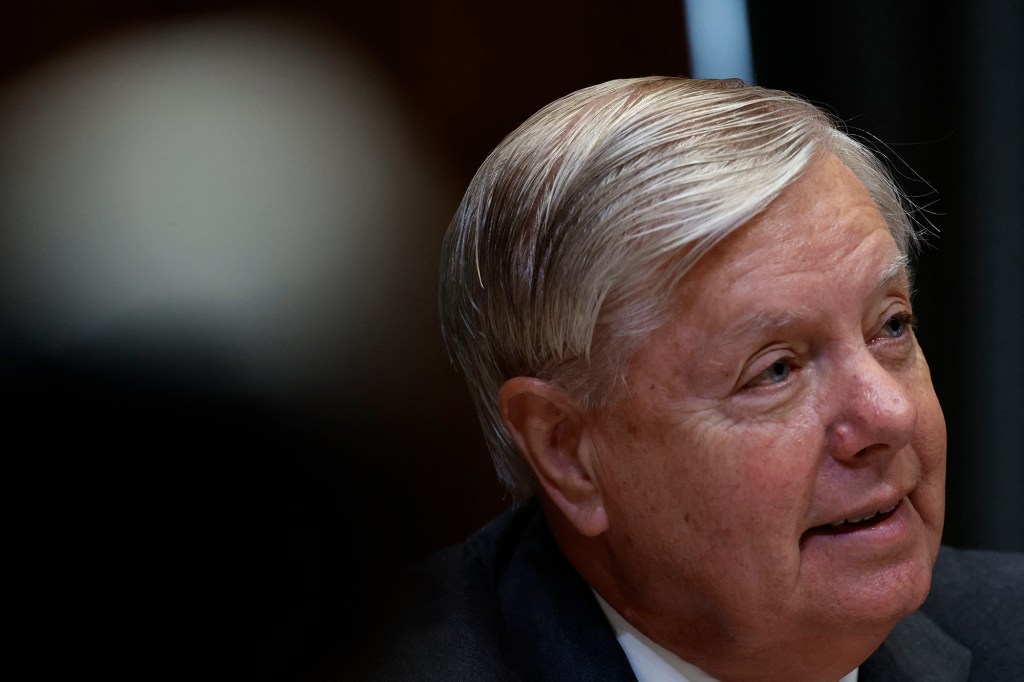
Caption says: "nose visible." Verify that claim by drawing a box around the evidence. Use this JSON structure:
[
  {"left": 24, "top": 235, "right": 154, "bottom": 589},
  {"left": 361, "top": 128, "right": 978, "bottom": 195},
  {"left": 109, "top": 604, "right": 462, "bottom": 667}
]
[{"left": 826, "top": 347, "right": 918, "bottom": 463}]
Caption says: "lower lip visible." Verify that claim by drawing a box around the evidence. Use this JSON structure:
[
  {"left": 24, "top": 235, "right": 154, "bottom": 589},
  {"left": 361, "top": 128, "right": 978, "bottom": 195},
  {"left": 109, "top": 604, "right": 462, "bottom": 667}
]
[{"left": 801, "top": 497, "right": 914, "bottom": 551}]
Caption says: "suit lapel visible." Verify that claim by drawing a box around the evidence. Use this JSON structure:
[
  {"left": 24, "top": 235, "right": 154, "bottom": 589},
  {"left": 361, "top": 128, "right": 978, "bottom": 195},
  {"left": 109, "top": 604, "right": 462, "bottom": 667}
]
[{"left": 860, "top": 609, "right": 971, "bottom": 682}]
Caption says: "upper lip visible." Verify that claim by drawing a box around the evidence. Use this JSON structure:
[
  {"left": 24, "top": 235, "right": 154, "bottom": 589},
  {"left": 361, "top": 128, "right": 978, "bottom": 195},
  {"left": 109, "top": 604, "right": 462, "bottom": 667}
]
[
  {"left": 827, "top": 498, "right": 901, "bottom": 526},
  {"left": 810, "top": 487, "right": 912, "bottom": 530}
]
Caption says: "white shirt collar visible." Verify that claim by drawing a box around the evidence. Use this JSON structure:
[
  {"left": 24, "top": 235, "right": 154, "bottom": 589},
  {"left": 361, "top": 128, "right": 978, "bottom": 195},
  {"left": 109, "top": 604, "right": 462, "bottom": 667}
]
[{"left": 593, "top": 591, "right": 859, "bottom": 682}]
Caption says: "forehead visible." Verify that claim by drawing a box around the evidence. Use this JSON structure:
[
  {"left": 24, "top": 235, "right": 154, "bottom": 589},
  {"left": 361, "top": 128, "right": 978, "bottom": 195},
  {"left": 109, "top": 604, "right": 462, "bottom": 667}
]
[{"left": 688, "top": 154, "right": 896, "bottom": 285}]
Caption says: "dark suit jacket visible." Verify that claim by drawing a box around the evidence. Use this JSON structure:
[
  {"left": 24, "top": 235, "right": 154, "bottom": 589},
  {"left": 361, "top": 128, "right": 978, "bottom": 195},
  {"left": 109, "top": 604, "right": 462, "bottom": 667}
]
[{"left": 364, "top": 502, "right": 1023, "bottom": 681}]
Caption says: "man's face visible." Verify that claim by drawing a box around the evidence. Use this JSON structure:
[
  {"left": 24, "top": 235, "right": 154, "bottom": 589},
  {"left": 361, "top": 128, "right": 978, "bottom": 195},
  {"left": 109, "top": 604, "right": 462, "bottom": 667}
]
[{"left": 587, "top": 154, "right": 946, "bottom": 665}]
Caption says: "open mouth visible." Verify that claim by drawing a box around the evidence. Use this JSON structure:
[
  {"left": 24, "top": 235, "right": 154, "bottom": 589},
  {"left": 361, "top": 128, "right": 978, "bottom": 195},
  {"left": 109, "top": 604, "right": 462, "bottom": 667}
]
[{"left": 803, "top": 498, "right": 903, "bottom": 541}]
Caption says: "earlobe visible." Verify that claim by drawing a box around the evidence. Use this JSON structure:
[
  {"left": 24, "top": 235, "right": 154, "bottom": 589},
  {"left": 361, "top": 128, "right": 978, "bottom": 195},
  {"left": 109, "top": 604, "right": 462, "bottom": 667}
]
[{"left": 499, "top": 377, "right": 609, "bottom": 537}]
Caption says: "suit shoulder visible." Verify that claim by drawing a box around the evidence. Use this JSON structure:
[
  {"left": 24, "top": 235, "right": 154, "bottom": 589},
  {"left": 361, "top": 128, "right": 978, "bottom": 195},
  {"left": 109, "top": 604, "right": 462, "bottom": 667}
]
[
  {"left": 921, "top": 546, "right": 1024, "bottom": 676},
  {"left": 352, "top": 504, "right": 537, "bottom": 681},
  {"left": 928, "top": 545, "right": 1024, "bottom": 605}
]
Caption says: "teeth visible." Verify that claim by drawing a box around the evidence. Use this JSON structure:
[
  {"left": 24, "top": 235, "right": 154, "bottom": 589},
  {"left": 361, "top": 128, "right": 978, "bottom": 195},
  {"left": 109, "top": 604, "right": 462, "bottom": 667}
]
[{"left": 829, "top": 500, "right": 899, "bottom": 527}]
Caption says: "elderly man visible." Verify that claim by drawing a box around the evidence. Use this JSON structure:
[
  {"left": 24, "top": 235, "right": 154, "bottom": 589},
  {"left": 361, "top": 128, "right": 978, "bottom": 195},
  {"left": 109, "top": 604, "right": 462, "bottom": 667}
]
[{"left": 372, "top": 77, "right": 1022, "bottom": 681}]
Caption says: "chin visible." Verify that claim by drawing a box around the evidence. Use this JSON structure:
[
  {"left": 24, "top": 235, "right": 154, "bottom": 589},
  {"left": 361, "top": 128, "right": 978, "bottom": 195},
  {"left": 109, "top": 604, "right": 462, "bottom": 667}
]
[{"left": 827, "top": 552, "right": 935, "bottom": 633}]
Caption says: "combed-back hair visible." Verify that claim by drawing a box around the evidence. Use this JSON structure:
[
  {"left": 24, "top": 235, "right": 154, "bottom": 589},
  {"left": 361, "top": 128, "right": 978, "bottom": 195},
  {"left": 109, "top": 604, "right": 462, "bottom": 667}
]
[{"left": 440, "top": 76, "right": 917, "bottom": 499}]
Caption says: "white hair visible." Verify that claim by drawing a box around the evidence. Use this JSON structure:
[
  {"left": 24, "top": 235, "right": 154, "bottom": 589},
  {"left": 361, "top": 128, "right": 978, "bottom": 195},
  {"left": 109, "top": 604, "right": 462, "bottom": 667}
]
[{"left": 440, "top": 77, "right": 917, "bottom": 499}]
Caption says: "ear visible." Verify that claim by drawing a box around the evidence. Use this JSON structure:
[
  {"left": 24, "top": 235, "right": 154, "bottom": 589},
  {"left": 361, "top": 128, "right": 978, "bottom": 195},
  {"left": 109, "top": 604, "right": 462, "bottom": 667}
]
[{"left": 499, "top": 377, "right": 608, "bottom": 537}]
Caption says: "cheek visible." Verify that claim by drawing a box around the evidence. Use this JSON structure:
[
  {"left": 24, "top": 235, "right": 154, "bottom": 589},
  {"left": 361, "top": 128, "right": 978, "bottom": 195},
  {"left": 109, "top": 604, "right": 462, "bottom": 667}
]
[
  {"left": 918, "top": 394, "right": 946, "bottom": 468},
  {"left": 675, "top": 417, "right": 822, "bottom": 539},
  {"left": 595, "top": 393, "right": 825, "bottom": 548},
  {"left": 907, "top": 362, "right": 946, "bottom": 476},
  {"left": 911, "top": 351, "right": 947, "bottom": 470},
  {"left": 911, "top": 383, "right": 947, "bottom": 535}
]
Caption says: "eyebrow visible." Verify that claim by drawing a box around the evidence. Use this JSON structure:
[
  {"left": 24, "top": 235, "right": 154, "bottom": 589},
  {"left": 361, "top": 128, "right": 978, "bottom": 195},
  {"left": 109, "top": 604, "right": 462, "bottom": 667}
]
[
  {"left": 719, "top": 308, "right": 809, "bottom": 346},
  {"left": 876, "top": 252, "right": 911, "bottom": 291}
]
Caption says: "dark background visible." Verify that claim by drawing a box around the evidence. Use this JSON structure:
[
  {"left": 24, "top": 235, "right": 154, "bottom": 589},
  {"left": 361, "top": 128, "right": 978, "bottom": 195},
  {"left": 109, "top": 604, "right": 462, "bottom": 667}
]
[{"left": 4, "top": 1, "right": 1021, "bottom": 679}]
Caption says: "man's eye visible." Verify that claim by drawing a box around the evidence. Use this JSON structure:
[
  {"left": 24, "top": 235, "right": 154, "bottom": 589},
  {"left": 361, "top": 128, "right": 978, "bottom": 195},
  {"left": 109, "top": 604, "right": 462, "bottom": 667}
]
[
  {"left": 746, "top": 359, "right": 791, "bottom": 388},
  {"left": 879, "top": 312, "right": 918, "bottom": 339}
]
